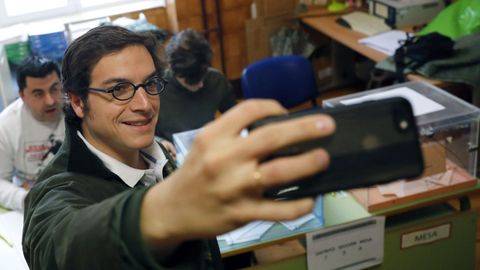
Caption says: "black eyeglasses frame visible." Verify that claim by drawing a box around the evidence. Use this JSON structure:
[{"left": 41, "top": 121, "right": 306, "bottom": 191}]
[{"left": 87, "top": 76, "right": 168, "bottom": 101}]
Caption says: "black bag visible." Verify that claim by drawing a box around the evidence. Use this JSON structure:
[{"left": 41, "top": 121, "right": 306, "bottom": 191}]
[{"left": 394, "top": 32, "right": 454, "bottom": 82}]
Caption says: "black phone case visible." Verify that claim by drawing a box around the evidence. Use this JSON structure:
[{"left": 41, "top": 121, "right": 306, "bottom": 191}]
[{"left": 249, "top": 97, "right": 424, "bottom": 199}]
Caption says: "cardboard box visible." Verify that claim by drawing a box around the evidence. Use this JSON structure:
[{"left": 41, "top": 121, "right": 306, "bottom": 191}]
[
  {"left": 418, "top": 142, "right": 446, "bottom": 178},
  {"left": 245, "top": 16, "right": 295, "bottom": 64}
]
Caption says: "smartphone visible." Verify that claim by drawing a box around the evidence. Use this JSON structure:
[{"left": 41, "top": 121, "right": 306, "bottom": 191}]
[{"left": 249, "top": 97, "right": 424, "bottom": 199}]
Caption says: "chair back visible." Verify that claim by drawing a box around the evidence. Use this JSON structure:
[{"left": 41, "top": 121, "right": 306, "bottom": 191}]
[{"left": 241, "top": 56, "right": 318, "bottom": 108}]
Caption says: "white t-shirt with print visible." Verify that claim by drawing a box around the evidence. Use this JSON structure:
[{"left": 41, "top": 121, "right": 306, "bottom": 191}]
[{"left": 0, "top": 98, "right": 65, "bottom": 211}]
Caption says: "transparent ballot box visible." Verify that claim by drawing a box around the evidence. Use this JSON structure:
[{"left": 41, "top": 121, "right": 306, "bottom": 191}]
[{"left": 323, "top": 81, "right": 480, "bottom": 212}]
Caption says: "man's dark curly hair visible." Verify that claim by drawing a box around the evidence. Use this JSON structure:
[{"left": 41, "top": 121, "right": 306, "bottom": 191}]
[
  {"left": 61, "top": 25, "right": 166, "bottom": 129},
  {"left": 166, "top": 28, "right": 212, "bottom": 85}
]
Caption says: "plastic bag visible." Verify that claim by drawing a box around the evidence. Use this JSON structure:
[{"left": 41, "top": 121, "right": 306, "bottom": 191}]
[
  {"left": 270, "top": 27, "right": 315, "bottom": 58},
  {"left": 419, "top": 0, "right": 480, "bottom": 39}
]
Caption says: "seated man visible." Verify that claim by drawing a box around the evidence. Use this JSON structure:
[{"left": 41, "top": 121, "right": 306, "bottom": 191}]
[
  {"left": 23, "top": 25, "right": 335, "bottom": 269},
  {"left": 0, "top": 56, "right": 64, "bottom": 211},
  {"left": 155, "top": 28, "right": 237, "bottom": 151}
]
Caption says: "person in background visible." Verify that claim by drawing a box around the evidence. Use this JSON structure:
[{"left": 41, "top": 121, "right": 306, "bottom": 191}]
[
  {"left": 22, "top": 25, "right": 334, "bottom": 269},
  {"left": 155, "top": 28, "right": 237, "bottom": 155},
  {"left": 0, "top": 56, "right": 64, "bottom": 211}
]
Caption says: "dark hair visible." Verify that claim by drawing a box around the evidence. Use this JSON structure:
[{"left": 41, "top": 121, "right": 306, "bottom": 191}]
[
  {"left": 62, "top": 25, "right": 165, "bottom": 129},
  {"left": 16, "top": 56, "right": 60, "bottom": 91},
  {"left": 166, "top": 28, "right": 212, "bottom": 85}
]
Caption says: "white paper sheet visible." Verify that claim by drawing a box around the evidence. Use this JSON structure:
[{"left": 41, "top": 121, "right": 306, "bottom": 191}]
[
  {"left": 172, "top": 128, "right": 202, "bottom": 166},
  {"left": 217, "top": 213, "right": 320, "bottom": 245},
  {"left": 307, "top": 216, "right": 385, "bottom": 270},
  {"left": 217, "top": 196, "right": 324, "bottom": 245},
  {"left": 217, "top": 221, "right": 275, "bottom": 245},
  {"left": 377, "top": 180, "right": 405, "bottom": 197},
  {"left": 340, "top": 87, "right": 445, "bottom": 116},
  {"left": 377, "top": 178, "right": 431, "bottom": 198},
  {"left": 0, "top": 211, "right": 28, "bottom": 270},
  {"left": 402, "top": 179, "right": 429, "bottom": 196},
  {"left": 280, "top": 213, "right": 315, "bottom": 231},
  {"left": 425, "top": 170, "right": 454, "bottom": 186},
  {"left": 358, "top": 30, "right": 410, "bottom": 56}
]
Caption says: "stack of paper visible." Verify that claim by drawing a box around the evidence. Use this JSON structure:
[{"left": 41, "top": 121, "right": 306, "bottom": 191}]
[
  {"left": 172, "top": 128, "right": 202, "bottom": 166},
  {"left": 217, "top": 221, "right": 275, "bottom": 245},
  {"left": 340, "top": 87, "right": 445, "bottom": 117},
  {"left": 217, "top": 213, "right": 317, "bottom": 245},
  {"left": 358, "top": 30, "right": 411, "bottom": 56},
  {"left": 280, "top": 214, "right": 316, "bottom": 230}
]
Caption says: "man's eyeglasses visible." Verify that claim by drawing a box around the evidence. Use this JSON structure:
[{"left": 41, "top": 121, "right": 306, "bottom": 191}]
[{"left": 87, "top": 76, "right": 168, "bottom": 101}]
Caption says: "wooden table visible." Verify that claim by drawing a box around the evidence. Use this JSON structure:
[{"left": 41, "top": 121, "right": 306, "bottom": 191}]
[
  {"left": 300, "top": 11, "right": 452, "bottom": 88},
  {"left": 302, "top": 14, "right": 389, "bottom": 63}
]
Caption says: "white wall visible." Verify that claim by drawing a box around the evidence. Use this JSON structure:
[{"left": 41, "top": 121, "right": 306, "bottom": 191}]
[{"left": 0, "top": 45, "right": 17, "bottom": 111}]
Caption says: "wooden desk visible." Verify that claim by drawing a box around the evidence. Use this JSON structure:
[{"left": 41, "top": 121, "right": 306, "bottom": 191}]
[
  {"left": 302, "top": 14, "right": 388, "bottom": 63},
  {"left": 301, "top": 13, "right": 452, "bottom": 88}
]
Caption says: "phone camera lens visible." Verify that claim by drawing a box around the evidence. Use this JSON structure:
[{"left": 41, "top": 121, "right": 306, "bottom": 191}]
[{"left": 399, "top": 120, "right": 409, "bottom": 130}]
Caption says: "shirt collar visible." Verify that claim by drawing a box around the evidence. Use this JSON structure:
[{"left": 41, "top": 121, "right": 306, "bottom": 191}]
[{"left": 77, "top": 131, "right": 168, "bottom": 188}]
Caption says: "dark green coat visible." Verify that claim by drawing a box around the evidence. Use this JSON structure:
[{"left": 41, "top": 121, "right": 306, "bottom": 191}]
[{"left": 22, "top": 122, "right": 215, "bottom": 270}]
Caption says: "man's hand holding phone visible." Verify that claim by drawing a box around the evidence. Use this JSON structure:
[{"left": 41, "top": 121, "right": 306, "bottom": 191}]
[
  {"left": 249, "top": 97, "right": 424, "bottom": 199},
  {"left": 142, "top": 99, "right": 335, "bottom": 245}
]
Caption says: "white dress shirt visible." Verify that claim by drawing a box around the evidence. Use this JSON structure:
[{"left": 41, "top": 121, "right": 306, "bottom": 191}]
[{"left": 77, "top": 131, "right": 168, "bottom": 187}]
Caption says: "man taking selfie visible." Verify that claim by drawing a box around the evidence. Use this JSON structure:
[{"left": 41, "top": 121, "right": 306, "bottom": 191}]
[{"left": 23, "top": 25, "right": 335, "bottom": 269}]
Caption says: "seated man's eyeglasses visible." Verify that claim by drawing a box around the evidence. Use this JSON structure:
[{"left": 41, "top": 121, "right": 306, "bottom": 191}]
[{"left": 88, "top": 76, "right": 168, "bottom": 101}]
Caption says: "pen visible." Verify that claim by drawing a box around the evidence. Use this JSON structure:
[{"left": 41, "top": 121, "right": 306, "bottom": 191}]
[{"left": 0, "top": 233, "right": 13, "bottom": 248}]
